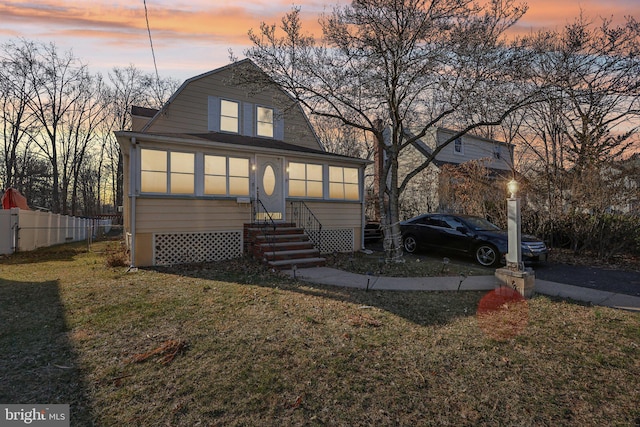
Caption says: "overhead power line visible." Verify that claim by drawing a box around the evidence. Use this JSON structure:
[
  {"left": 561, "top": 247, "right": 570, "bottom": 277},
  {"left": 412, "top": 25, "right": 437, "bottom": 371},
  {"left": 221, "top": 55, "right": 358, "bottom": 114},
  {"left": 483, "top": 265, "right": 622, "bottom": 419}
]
[{"left": 143, "top": 0, "right": 160, "bottom": 82}]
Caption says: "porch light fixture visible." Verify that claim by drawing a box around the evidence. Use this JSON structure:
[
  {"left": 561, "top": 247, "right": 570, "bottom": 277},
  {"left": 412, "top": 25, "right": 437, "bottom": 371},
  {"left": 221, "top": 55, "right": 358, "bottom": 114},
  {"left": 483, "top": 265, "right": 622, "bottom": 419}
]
[{"left": 507, "top": 179, "right": 519, "bottom": 199}]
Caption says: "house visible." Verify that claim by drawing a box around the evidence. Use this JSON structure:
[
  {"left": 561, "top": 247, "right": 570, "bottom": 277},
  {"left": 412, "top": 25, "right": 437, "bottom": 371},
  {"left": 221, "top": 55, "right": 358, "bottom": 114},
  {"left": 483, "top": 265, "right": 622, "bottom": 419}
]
[
  {"left": 115, "top": 60, "right": 369, "bottom": 268},
  {"left": 373, "top": 127, "right": 514, "bottom": 219}
]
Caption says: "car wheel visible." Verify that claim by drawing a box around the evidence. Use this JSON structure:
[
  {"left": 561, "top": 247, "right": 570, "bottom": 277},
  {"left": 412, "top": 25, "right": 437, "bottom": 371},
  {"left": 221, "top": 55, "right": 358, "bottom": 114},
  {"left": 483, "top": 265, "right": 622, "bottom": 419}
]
[
  {"left": 475, "top": 244, "right": 500, "bottom": 267},
  {"left": 403, "top": 235, "right": 418, "bottom": 253}
]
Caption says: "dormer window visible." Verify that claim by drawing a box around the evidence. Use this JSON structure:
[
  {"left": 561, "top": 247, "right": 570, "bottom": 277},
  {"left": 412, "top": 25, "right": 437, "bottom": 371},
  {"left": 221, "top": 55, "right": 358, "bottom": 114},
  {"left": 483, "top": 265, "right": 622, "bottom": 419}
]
[
  {"left": 220, "top": 100, "right": 239, "bottom": 133},
  {"left": 257, "top": 106, "right": 274, "bottom": 138}
]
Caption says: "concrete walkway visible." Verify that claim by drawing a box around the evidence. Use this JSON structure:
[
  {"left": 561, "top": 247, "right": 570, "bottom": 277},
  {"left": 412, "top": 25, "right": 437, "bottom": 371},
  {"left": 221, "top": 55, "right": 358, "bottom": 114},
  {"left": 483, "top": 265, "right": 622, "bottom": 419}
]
[{"left": 284, "top": 267, "right": 640, "bottom": 312}]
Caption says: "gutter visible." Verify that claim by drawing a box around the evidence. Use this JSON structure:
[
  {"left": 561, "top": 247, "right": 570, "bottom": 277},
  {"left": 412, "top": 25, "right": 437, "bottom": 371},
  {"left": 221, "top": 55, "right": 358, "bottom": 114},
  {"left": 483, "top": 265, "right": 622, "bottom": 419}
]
[{"left": 113, "top": 131, "right": 372, "bottom": 167}]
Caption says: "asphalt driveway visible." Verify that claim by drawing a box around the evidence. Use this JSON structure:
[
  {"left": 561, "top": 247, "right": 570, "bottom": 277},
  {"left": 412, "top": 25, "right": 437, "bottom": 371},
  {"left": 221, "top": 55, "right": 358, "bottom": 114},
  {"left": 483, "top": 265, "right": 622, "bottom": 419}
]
[
  {"left": 364, "top": 241, "right": 640, "bottom": 297},
  {"left": 534, "top": 263, "right": 640, "bottom": 297}
]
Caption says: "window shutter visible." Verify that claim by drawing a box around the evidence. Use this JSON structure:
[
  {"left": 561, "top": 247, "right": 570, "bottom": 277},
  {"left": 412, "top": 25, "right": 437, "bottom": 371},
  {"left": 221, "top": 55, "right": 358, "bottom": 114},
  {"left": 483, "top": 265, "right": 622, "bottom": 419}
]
[
  {"left": 243, "top": 102, "right": 254, "bottom": 136},
  {"left": 274, "top": 109, "right": 284, "bottom": 140},
  {"left": 208, "top": 96, "right": 220, "bottom": 131}
]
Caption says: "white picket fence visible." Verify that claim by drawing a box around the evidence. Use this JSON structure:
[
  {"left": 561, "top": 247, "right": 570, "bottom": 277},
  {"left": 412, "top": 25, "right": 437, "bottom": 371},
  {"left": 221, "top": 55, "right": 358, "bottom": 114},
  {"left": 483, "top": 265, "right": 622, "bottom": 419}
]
[{"left": 0, "top": 208, "right": 112, "bottom": 255}]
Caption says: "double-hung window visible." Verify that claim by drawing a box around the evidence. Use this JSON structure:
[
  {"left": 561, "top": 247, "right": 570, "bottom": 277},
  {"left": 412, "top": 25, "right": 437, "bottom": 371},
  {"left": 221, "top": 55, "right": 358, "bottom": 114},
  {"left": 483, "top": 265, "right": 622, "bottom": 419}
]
[
  {"left": 204, "top": 155, "right": 249, "bottom": 196},
  {"left": 329, "top": 166, "right": 359, "bottom": 200},
  {"left": 170, "top": 152, "right": 195, "bottom": 194},
  {"left": 288, "top": 162, "right": 323, "bottom": 198},
  {"left": 141, "top": 149, "right": 167, "bottom": 193},
  {"left": 140, "top": 149, "right": 194, "bottom": 194},
  {"left": 220, "top": 100, "right": 239, "bottom": 133},
  {"left": 256, "top": 106, "right": 274, "bottom": 138}
]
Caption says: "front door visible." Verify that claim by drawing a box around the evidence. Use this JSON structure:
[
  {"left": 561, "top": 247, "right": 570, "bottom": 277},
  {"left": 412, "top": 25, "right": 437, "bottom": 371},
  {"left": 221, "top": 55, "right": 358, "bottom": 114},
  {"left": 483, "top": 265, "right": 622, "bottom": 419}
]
[{"left": 255, "top": 155, "right": 285, "bottom": 222}]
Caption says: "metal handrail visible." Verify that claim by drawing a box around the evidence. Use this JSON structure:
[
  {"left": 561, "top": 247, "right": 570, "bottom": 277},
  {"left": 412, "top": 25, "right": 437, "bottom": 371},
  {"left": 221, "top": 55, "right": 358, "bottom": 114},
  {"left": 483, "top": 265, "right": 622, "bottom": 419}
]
[
  {"left": 253, "top": 197, "right": 277, "bottom": 228},
  {"left": 289, "top": 200, "right": 322, "bottom": 251},
  {"left": 252, "top": 197, "right": 277, "bottom": 260}
]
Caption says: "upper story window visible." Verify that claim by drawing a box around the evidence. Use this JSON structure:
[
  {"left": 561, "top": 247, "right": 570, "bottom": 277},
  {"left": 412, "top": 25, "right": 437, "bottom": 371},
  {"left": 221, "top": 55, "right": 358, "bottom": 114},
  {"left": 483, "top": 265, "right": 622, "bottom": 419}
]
[
  {"left": 204, "top": 155, "right": 249, "bottom": 196},
  {"left": 208, "top": 97, "right": 283, "bottom": 139},
  {"left": 493, "top": 145, "right": 501, "bottom": 159},
  {"left": 329, "top": 166, "right": 360, "bottom": 201},
  {"left": 140, "top": 149, "right": 194, "bottom": 194},
  {"left": 256, "top": 106, "right": 274, "bottom": 138},
  {"left": 454, "top": 137, "right": 464, "bottom": 155},
  {"left": 220, "top": 100, "right": 239, "bottom": 133},
  {"left": 288, "top": 162, "right": 323, "bottom": 198}
]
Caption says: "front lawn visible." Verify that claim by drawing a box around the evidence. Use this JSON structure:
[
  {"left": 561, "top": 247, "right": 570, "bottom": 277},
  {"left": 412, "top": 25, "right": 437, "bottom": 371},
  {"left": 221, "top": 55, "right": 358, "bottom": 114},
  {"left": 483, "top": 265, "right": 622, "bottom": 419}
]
[{"left": 1, "top": 241, "right": 638, "bottom": 426}]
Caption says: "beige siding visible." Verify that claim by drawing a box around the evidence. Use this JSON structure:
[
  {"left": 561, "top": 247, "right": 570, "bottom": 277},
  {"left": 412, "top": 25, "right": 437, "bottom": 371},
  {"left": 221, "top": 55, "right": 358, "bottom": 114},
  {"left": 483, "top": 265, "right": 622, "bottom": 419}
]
[
  {"left": 135, "top": 233, "right": 154, "bottom": 266},
  {"left": 302, "top": 201, "right": 363, "bottom": 250},
  {"left": 146, "top": 66, "right": 322, "bottom": 151},
  {"left": 134, "top": 198, "right": 251, "bottom": 233}
]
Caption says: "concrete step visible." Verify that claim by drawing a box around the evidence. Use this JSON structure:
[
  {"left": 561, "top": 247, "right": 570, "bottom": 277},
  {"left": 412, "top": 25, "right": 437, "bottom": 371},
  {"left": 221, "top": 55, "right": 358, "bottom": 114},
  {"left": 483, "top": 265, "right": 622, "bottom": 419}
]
[
  {"left": 263, "top": 248, "right": 320, "bottom": 261},
  {"left": 246, "top": 226, "right": 303, "bottom": 235},
  {"left": 255, "top": 233, "right": 309, "bottom": 241},
  {"left": 267, "top": 257, "right": 326, "bottom": 269},
  {"left": 260, "top": 241, "right": 314, "bottom": 249}
]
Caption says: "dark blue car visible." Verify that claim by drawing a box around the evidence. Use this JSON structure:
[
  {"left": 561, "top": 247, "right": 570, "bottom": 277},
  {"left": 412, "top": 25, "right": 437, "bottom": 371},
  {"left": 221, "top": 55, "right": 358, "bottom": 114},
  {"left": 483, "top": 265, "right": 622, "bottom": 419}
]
[{"left": 400, "top": 213, "right": 549, "bottom": 267}]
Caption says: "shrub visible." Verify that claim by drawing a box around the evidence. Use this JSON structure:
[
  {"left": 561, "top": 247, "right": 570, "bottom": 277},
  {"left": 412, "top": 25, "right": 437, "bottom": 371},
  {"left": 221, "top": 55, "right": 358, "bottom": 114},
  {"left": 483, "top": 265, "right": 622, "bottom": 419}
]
[{"left": 104, "top": 241, "right": 129, "bottom": 267}]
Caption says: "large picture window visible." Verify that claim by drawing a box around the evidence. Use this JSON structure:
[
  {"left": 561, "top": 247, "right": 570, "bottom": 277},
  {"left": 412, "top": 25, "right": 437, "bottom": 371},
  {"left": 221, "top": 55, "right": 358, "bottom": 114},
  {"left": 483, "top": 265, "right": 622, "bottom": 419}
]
[
  {"left": 220, "top": 100, "right": 239, "bottom": 133},
  {"left": 288, "top": 162, "right": 323, "bottom": 198},
  {"left": 329, "top": 166, "right": 359, "bottom": 200},
  {"left": 256, "top": 106, "right": 273, "bottom": 138},
  {"left": 204, "top": 155, "right": 249, "bottom": 196}
]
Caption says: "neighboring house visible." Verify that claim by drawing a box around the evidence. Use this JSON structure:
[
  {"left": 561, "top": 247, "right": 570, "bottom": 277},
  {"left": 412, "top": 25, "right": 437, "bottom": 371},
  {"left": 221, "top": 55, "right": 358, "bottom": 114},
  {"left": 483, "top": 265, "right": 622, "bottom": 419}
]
[
  {"left": 373, "top": 127, "right": 514, "bottom": 219},
  {"left": 599, "top": 153, "right": 639, "bottom": 214},
  {"left": 116, "top": 59, "right": 369, "bottom": 267}
]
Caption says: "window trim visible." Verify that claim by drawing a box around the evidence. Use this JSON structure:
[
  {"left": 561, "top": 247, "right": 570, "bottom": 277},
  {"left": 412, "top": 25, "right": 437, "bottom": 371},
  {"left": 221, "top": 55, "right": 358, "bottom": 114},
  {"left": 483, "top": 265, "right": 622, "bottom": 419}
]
[
  {"left": 139, "top": 148, "right": 195, "bottom": 195},
  {"left": 256, "top": 105, "right": 274, "bottom": 138},
  {"left": 493, "top": 145, "right": 501, "bottom": 159},
  {"left": 287, "top": 161, "right": 324, "bottom": 199},
  {"left": 453, "top": 137, "right": 464, "bottom": 155},
  {"left": 203, "top": 154, "right": 250, "bottom": 197},
  {"left": 328, "top": 165, "right": 360, "bottom": 201},
  {"left": 220, "top": 99, "right": 240, "bottom": 134}
]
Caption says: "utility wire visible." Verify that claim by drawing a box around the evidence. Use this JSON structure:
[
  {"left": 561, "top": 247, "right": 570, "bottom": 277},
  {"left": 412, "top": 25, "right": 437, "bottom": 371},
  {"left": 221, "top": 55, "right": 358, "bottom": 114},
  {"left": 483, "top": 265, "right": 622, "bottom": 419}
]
[{"left": 143, "top": 0, "right": 161, "bottom": 83}]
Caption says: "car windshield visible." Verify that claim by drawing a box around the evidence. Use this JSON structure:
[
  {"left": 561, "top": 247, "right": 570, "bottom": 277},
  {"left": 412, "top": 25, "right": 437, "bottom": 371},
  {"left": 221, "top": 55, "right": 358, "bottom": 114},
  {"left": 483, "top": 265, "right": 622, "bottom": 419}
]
[{"left": 463, "top": 216, "right": 501, "bottom": 231}]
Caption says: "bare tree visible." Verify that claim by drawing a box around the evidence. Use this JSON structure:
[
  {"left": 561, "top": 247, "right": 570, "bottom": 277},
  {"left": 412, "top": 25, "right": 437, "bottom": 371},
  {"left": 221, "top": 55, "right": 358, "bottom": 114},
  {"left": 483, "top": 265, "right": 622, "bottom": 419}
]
[
  {"left": 515, "top": 16, "right": 640, "bottom": 250},
  {"left": 244, "top": 0, "right": 541, "bottom": 260},
  {"left": 100, "top": 65, "right": 179, "bottom": 211},
  {"left": 63, "top": 73, "right": 108, "bottom": 216},
  {"left": 20, "top": 41, "right": 90, "bottom": 213},
  {"left": 0, "top": 40, "right": 38, "bottom": 191}
]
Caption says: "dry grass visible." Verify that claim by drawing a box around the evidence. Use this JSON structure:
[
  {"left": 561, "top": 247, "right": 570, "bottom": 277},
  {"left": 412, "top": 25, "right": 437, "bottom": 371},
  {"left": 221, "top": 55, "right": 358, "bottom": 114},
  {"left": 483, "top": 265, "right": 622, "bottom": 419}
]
[
  {"left": 0, "top": 241, "right": 639, "bottom": 426},
  {"left": 325, "top": 249, "right": 493, "bottom": 277}
]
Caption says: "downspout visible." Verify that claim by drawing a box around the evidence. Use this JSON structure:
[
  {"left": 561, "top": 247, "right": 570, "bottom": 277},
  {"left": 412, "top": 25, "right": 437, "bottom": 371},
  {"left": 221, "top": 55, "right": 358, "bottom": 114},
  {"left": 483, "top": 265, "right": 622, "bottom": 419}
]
[{"left": 129, "top": 137, "right": 138, "bottom": 268}]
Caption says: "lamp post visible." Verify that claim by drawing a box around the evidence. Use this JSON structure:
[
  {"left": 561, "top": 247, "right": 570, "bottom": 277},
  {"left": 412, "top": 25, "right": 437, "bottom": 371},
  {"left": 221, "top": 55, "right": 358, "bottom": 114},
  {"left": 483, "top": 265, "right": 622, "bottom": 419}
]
[
  {"left": 506, "top": 179, "right": 522, "bottom": 271},
  {"left": 494, "top": 178, "right": 535, "bottom": 298}
]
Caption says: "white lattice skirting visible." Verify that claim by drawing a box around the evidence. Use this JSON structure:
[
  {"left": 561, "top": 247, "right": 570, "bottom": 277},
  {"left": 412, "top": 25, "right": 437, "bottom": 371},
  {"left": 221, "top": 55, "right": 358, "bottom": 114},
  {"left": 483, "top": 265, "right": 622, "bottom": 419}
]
[
  {"left": 308, "top": 228, "right": 354, "bottom": 254},
  {"left": 154, "top": 231, "right": 242, "bottom": 266}
]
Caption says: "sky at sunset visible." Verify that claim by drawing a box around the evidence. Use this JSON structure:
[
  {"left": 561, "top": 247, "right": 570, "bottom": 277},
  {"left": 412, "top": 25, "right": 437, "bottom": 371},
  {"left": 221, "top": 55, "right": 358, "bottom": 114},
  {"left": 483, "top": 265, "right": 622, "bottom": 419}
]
[{"left": 1, "top": 0, "right": 638, "bottom": 83}]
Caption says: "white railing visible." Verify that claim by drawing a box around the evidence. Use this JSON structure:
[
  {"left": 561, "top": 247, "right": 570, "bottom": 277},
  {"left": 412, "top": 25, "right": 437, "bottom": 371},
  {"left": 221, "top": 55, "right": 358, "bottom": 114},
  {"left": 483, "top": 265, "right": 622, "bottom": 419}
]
[{"left": 0, "top": 208, "right": 112, "bottom": 255}]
